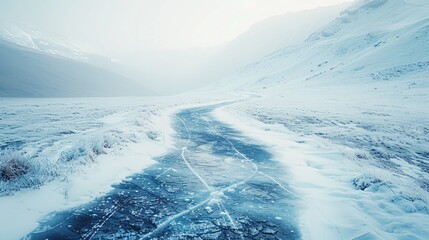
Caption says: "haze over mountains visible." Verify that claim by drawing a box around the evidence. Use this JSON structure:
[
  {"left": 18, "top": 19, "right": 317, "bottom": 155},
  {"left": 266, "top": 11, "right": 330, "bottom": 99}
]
[
  {"left": 1, "top": 0, "right": 427, "bottom": 98},
  {"left": 196, "top": 3, "right": 350, "bottom": 87},
  {"left": 121, "top": 3, "right": 350, "bottom": 93},
  {"left": 0, "top": 3, "right": 349, "bottom": 97},
  {"left": 0, "top": 21, "right": 147, "bottom": 97},
  {"left": 211, "top": 0, "right": 428, "bottom": 96}
]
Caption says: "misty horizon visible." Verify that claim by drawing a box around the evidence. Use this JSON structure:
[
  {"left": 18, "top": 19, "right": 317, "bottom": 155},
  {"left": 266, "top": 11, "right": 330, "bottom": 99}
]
[{"left": 0, "top": 0, "right": 352, "bottom": 94}]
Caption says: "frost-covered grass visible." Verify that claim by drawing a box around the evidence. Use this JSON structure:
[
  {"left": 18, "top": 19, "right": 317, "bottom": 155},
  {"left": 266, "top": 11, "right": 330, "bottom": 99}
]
[
  {"left": 0, "top": 97, "right": 163, "bottom": 195},
  {"left": 0, "top": 92, "right": 237, "bottom": 196},
  {"left": 0, "top": 151, "right": 49, "bottom": 190},
  {"left": 0, "top": 92, "right": 238, "bottom": 240}
]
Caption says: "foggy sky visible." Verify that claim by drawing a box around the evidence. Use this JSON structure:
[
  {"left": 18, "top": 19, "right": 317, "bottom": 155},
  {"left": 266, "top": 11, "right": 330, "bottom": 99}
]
[
  {"left": 0, "top": 0, "right": 353, "bottom": 94},
  {"left": 0, "top": 0, "right": 352, "bottom": 52}
]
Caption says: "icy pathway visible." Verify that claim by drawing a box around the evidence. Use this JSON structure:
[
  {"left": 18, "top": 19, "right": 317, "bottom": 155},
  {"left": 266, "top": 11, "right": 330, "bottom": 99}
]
[{"left": 25, "top": 105, "right": 299, "bottom": 239}]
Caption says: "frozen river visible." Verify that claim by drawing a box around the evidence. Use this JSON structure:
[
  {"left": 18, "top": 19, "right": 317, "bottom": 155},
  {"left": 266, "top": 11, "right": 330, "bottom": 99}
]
[{"left": 27, "top": 105, "right": 299, "bottom": 239}]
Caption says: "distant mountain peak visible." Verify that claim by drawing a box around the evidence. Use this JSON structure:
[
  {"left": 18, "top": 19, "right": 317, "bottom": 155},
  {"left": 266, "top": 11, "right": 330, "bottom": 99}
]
[
  {"left": 0, "top": 19, "right": 91, "bottom": 62},
  {"left": 0, "top": 20, "right": 149, "bottom": 98}
]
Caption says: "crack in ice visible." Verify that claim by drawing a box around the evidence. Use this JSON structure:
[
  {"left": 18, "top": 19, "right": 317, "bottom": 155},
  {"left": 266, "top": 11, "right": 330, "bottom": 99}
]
[
  {"left": 155, "top": 167, "right": 176, "bottom": 180},
  {"left": 140, "top": 198, "right": 212, "bottom": 240},
  {"left": 81, "top": 197, "right": 131, "bottom": 240},
  {"left": 181, "top": 147, "right": 213, "bottom": 191}
]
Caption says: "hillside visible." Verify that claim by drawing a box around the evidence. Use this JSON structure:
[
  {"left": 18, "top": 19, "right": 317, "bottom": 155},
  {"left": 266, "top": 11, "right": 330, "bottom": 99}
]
[
  {"left": 214, "top": 0, "right": 428, "bottom": 91},
  {"left": 112, "top": 4, "right": 350, "bottom": 94},
  {"left": 194, "top": 3, "right": 351, "bottom": 88},
  {"left": 210, "top": 0, "right": 429, "bottom": 239},
  {"left": 0, "top": 21, "right": 147, "bottom": 98},
  {"left": 0, "top": 40, "right": 148, "bottom": 97}
]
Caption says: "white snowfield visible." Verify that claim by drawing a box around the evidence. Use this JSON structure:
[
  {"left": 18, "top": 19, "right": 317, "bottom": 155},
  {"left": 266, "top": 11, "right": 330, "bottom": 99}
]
[
  {"left": 0, "top": 0, "right": 428, "bottom": 239},
  {"left": 206, "top": 0, "right": 429, "bottom": 239}
]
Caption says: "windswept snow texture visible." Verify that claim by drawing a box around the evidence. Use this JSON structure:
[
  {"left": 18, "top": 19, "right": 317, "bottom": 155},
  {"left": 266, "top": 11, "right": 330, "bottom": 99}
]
[
  {"left": 0, "top": 98, "right": 161, "bottom": 195},
  {"left": 26, "top": 105, "right": 299, "bottom": 240},
  {"left": 211, "top": 0, "right": 429, "bottom": 191}
]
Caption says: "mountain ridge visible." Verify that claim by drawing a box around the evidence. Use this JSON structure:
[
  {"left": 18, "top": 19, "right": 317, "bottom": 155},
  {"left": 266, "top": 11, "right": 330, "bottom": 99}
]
[{"left": 0, "top": 39, "right": 148, "bottom": 98}]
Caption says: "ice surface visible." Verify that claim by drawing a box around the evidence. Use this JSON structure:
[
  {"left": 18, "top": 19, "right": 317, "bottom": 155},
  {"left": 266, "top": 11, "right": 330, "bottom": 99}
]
[
  {"left": 0, "top": 93, "right": 239, "bottom": 239},
  {"left": 25, "top": 106, "right": 299, "bottom": 240}
]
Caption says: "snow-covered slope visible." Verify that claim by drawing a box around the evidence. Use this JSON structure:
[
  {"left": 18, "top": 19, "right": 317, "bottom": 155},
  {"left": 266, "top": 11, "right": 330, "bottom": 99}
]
[
  {"left": 196, "top": 3, "right": 350, "bottom": 83},
  {"left": 209, "top": 0, "right": 429, "bottom": 239},
  {"left": 0, "top": 40, "right": 147, "bottom": 97},
  {"left": 0, "top": 20, "right": 150, "bottom": 98},
  {"left": 0, "top": 19, "right": 121, "bottom": 72},
  {"left": 120, "top": 4, "right": 350, "bottom": 94},
  {"left": 0, "top": 19, "right": 91, "bottom": 62},
  {"left": 216, "top": 0, "right": 428, "bottom": 91}
]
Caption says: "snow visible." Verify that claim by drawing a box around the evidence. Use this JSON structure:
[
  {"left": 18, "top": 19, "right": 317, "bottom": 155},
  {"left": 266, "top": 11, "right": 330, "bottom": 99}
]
[
  {"left": 197, "top": 3, "right": 351, "bottom": 85},
  {"left": 0, "top": 142, "right": 158, "bottom": 240},
  {"left": 1, "top": 0, "right": 428, "bottom": 238},
  {"left": 0, "top": 19, "right": 89, "bottom": 62},
  {"left": 204, "top": 0, "right": 429, "bottom": 238},
  {"left": 0, "top": 19, "right": 150, "bottom": 98},
  {"left": 0, "top": 93, "right": 238, "bottom": 239},
  {"left": 0, "top": 98, "right": 164, "bottom": 239},
  {"left": 213, "top": 103, "right": 429, "bottom": 239},
  {"left": 0, "top": 40, "right": 150, "bottom": 97}
]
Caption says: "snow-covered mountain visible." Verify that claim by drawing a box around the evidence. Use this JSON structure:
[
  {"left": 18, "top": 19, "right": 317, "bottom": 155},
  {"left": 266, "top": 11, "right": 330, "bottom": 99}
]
[
  {"left": 0, "top": 19, "right": 91, "bottom": 62},
  {"left": 192, "top": 3, "right": 350, "bottom": 88},
  {"left": 208, "top": 0, "right": 429, "bottom": 239},
  {"left": 215, "top": 0, "right": 428, "bottom": 91},
  {"left": 0, "top": 40, "right": 147, "bottom": 97},
  {"left": 115, "top": 4, "right": 350, "bottom": 94},
  {"left": 0, "top": 20, "right": 147, "bottom": 97}
]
